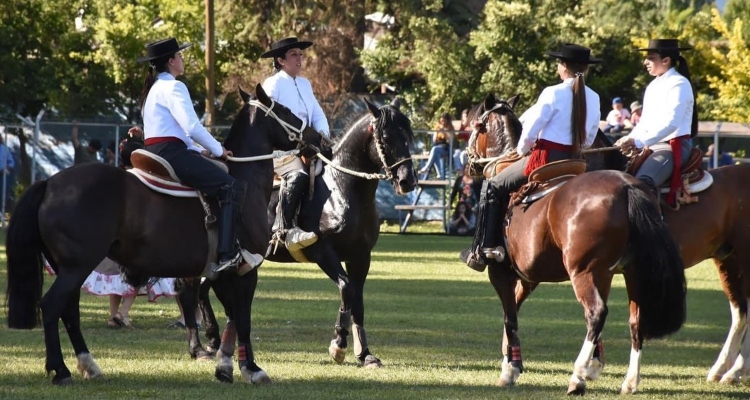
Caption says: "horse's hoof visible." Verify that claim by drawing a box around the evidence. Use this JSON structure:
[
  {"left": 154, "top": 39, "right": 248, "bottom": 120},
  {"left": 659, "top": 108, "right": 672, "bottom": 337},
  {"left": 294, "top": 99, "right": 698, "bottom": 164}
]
[
  {"left": 498, "top": 362, "right": 520, "bottom": 387},
  {"left": 620, "top": 382, "right": 637, "bottom": 394},
  {"left": 706, "top": 373, "right": 722, "bottom": 382},
  {"left": 719, "top": 373, "right": 739, "bottom": 384},
  {"left": 567, "top": 380, "right": 586, "bottom": 396},
  {"left": 497, "top": 376, "right": 516, "bottom": 387},
  {"left": 361, "top": 355, "right": 382, "bottom": 368},
  {"left": 53, "top": 376, "right": 73, "bottom": 386},
  {"left": 329, "top": 340, "right": 346, "bottom": 364},
  {"left": 215, "top": 367, "right": 234, "bottom": 383},
  {"left": 197, "top": 354, "right": 214, "bottom": 362},
  {"left": 241, "top": 367, "right": 272, "bottom": 385}
]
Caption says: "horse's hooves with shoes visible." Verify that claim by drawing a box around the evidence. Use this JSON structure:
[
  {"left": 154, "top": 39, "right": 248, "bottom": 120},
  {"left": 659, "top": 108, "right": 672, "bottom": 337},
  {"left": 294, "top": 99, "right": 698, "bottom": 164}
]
[
  {"left": 329, "top": 340, "right": 347, "bottom": 364},
  {"left": 361, "top": 354, "right": 382, "bottom": 368},
  {"left": 567, "top": 379, "right": 586, "bottom": 396},
  {"left": 241, "top": 367, "right": 272, "bottom": 385},
  {"left": 214, "top": 367, "right": 233, "bottom": 384}
]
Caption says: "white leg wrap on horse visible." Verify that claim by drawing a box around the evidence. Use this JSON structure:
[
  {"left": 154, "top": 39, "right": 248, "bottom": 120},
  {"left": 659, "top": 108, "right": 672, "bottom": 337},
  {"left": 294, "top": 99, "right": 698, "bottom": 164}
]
[
  {"left": 574, "top": 338, "right": 596, "bottom": 378},
  {"left": 621, "top": 347, "right": 641, "bottom": 394},
  {"left": 708, "top": 300, "right": 746, "bottom": 382},
  {"left": 76, "top": 353, "right": 102, "bottom": 380},
  {"left": 721, "top": 314, "right": 750, "bottom": 384},
  {"left": 498, "top": 355, "right": 520, "bottom": 386},
  {"left": 216, "top": 349, "right": 233, "bottom": 372}
]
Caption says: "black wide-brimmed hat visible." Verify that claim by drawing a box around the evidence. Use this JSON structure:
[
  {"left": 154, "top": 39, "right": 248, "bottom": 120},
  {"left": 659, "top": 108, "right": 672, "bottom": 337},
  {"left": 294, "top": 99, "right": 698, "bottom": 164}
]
[
  {"left": 260, "top": 37, "right": 313, "bottom": 59},
  {"left": 638, "top": 39, "right": 692, "bottom": 52},
  {"left": 546, "top": 43, "right": 603, "bottom": 64},
  {"left": 136, "top": 38, "right": 191, "bottom": 63}
]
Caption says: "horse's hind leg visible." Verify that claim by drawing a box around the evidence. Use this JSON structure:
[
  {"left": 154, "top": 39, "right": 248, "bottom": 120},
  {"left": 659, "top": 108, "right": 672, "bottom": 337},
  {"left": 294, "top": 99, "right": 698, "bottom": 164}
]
[
  {"left": 567, "top": 272, "right": 611, "bottom": 396},
  {"left": 716, "top": 298, "right": 750, "bottom": 384},
  {"left": 707, "top": 254, "right": 748, "bottom": 382},
  {"left": 199, "top": 279, "right": 222, "bottom": 354},
  {"left": 60, "top": 289, "right": 102, "bottom": 380},
  {"left": 40, "top": 273, "right": 89, "bottom": 385},
  {"left": 177, "top": 278, "right": 213, "bottom": 360},
  {"left": 346, "top": 255, "right": 382, "bottom": 368}
]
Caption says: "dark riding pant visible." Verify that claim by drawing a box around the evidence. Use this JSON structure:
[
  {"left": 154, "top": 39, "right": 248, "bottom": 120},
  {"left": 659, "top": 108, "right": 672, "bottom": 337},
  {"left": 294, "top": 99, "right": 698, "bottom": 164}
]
[{"left": 146, "top": 141, "right": 234, "bottom": 196}]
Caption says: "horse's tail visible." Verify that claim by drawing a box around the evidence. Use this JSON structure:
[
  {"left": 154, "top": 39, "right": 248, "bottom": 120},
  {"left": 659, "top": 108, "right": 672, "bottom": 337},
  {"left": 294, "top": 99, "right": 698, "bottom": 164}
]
[
  {"left": 624, "top": 185, "right": 686, "bottom": 339},
  {"left": 6, "top": 180, "right": 48, "bottom": 329}
]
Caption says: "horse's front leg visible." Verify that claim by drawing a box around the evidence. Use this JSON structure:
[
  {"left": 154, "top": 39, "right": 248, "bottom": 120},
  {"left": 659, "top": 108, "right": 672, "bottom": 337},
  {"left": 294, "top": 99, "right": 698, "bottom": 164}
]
[
  {"left": 346, "top": 256, "right": 382, "bottom": 368},
  {"left": 199, "top": 279, "right": 222, "bottom": 355},
  {"left": 716, "top": 298, "right": 750, "bottom": 384},
  {"left": 230, "top": 270, "right": 271, "bottom": 385},
  {"left": 488, "top": 263, "right": 523, "bottom": 386},
  {"left": 313, "top": 243, "right": 353, "bottom": 364},
  {"left": 177, "top": 278, "right": 212, "bottom": 360}
]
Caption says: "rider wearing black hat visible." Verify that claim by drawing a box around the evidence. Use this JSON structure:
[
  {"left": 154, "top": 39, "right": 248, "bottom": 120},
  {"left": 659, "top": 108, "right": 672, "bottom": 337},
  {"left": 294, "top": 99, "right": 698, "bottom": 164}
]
[
  {"left": 615, "top": 39, "right": 696, "bottom": 208},
  {"left": 138, "top": 37, "right": 247, "bottom": 274},
  {"left": 261, "top": 37, "right": 329, "bottom": 252},
  {"left": 460, "top": 43, "right": 603, "bottom": 272}
]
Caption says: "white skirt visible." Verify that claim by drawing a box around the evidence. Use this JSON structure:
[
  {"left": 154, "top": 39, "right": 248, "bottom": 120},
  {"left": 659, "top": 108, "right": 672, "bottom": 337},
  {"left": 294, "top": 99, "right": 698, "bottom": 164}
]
[{"left": 81, "top": 271, "right": 177, "bottom": 302}]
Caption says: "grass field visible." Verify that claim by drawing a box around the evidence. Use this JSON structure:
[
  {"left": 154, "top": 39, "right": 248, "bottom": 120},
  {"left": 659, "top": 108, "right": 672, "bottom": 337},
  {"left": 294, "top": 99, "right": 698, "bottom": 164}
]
[{"left": 1, "top": 230, "right": 748, "bottom": 399}]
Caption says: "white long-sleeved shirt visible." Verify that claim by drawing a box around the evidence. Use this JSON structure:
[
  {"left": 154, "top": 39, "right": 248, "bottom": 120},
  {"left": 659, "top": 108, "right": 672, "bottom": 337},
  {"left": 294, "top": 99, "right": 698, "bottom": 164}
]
[
  {"left": 142, "top": 72, "right": 223, "bottom": 157},
  {"left": 624, "top": 68, "right": 693, "bottom": 148},
  {"left": 262, "top": 70, "right": 330, "bottom": 138},
  {"left": 517, "top": 78, "right": 601, "bottom": 156}
]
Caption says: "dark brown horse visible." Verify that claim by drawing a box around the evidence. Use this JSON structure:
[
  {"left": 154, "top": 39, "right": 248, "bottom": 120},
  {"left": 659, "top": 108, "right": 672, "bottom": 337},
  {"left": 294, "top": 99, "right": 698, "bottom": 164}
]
[
  {"left": 5, "top": 84, "right": 320, "bottom": 385},
  {"left": 466, "top": 94, "right": 688, "bottom": 395},
  {"left": 472, "top": 93, "right": 750, "bottom": 391},
  {"left": 178, "top": 98, "right": 418, "bottom": 368}
]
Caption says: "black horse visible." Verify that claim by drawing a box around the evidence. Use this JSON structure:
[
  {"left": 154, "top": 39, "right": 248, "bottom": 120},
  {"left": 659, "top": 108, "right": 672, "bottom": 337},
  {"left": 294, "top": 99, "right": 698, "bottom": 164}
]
[
  {"left": 5, "top": 84, "right": 320, "bottom": 385},
  {"left": 179, "top": 98, "right": 418, "bottom": 368}
]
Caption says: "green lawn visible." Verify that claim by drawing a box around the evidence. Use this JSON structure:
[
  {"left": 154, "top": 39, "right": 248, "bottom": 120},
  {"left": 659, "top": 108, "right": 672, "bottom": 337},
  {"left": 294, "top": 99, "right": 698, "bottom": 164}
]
[{"left": 0, "top": 231, "right": 747, "bottom": 399}]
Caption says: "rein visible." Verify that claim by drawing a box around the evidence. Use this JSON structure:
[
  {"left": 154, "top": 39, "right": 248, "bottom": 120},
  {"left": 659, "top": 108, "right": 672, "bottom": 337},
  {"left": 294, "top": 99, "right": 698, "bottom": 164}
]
[
  {"left": 313, "top": 119, "right": 410, "bottom": 181},
  {"left": 227, "top": 149, "right": 300, "bottom": 162}
]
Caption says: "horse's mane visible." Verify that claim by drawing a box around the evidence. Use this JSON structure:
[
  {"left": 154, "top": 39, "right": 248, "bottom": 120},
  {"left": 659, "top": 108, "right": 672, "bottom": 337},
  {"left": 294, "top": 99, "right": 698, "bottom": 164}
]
[
  {"left": 223, "top": 94, "right": 256, "bottom": 149},
  {"left": 335, "top": 103, "right": 415, "bottom": 152}
]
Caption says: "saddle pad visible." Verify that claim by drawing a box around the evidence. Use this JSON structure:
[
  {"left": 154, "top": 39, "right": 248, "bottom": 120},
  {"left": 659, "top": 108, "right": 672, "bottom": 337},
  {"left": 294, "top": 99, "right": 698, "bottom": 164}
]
[
  {"left": 131, "top": 149, "right": 229, "bottom": 184},
  {"left": 127, "top": 169, "right": 199, "bottom": 198},
  {"left": 659, "top": 170, "right": 713, "bottom": 195}
]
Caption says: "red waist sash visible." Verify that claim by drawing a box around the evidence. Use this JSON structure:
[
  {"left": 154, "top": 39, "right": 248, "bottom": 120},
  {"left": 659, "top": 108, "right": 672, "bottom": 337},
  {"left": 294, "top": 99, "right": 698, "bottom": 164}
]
[
  {"left": 144, "top": 136, "right": 183, "bottom": 146},
  {"left": 523, "top": 139, "right": 575, "bottom": 176},
  {"left": 666, "top": 137, "right": 684, "bottom": 208}
]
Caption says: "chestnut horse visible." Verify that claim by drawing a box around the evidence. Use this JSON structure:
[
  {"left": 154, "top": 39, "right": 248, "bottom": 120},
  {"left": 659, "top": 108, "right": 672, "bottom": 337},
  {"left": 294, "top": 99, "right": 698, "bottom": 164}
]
[
  {"left": 471, "top": 93, "right": 750, "bottom": 392},
  {"left": 466, "top": 94, "right": 688, "bottom": 395},
  {"left": 178, "top": 99, "right": 418, "bottom": 368},
  {"left": 5, "top": 85, "right": 320, "bottom": 385}
]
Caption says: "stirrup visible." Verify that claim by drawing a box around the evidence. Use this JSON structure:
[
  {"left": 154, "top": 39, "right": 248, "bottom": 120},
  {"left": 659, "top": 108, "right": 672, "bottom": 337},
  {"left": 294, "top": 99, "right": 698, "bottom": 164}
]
[
  {"left": 213, "top": 251, "right": 243, "bottom": 274},
  {"left": 285, "top": 227, "right": 318, "bottom": 251},
  {"left": 459, "top": 249, "right": 487, "bottom": 272},
  {"left": 483, "top": 246, "right": 506, "bottom": 262}
]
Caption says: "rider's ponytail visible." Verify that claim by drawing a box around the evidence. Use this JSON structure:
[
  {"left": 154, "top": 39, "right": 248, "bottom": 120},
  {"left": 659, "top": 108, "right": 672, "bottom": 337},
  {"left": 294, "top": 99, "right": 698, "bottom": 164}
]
[{"left": 568, "top": 62, "right": 589, "bottom": 155}]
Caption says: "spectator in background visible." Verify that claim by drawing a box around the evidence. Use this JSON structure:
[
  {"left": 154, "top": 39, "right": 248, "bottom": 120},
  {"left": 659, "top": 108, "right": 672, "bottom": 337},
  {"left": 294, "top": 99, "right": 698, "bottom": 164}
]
[
  {"left": 0, "top": 134, "right": 16, "bottom": 207},
  {"left": 105, "top": 141, "right": 117, "bottom": 165},
  {"left": 627, "top": 100, "right": 642, "bottom": 127},
  {"left": 603, "top": 97, "right": 631, "bottom": 134},
  {"left": 418, "top": 112, "right": 453, "bottom": 179},
  {"left": 453, "top": 108, "right": 471, "bottom": 174},
  {"left": 448, "top": 201, "right": 476, "bottom": 236},
  {"left": 705, "top": 143, "right": 734, "bottom": 169},
  {"left": 450, "top": 163, "right": 482, "bottom": 211},
  {"left": 71, "top": 122, "right": 102, "bottom": 165}
]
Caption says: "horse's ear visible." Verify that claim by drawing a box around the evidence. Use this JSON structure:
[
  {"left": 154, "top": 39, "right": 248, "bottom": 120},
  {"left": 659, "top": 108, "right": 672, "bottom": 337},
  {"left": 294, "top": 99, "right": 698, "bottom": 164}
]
[
  {"left": 483, "top": 94, "right": 497, "bottom": 111},
  {"left": 390, "top": 97, "right": 401, "bottom": 110},
  {"left": 238, "top": 86, "right": 251, "bottom": 103},
  {"left": 363, "top": 98, "right": 381, "bottom": 119},
  {"left": 507, "top": 94, "right": 521, "bottom": 110},
  {"left": 255, "top": 83, "right": 271, "bottom": 106}
]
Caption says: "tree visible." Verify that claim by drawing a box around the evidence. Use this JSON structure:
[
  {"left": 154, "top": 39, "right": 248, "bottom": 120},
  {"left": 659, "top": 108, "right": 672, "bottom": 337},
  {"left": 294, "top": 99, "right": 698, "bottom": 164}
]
[{"left": 706, "top": 9, "right": 750, "bottom": 122}]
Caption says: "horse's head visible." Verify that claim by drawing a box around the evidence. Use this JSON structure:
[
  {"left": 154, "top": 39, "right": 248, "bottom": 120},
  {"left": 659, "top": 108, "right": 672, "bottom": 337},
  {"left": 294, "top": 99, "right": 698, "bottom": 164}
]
[
  {"left": 226, "top": 85, "right": 321, "bottom": 157},
  {"left": 467, "top": 94, "right": 523, "bottom": 164},
  {"left": 363, "top": 98, "right": 417, "bottom": 194},
  {"left": 585, "top": 130, "right": 629, "bottom": 172}
]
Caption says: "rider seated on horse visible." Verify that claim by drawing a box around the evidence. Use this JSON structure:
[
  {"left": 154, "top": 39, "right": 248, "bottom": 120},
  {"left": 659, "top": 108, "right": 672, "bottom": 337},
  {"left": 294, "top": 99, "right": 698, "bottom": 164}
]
[
  {"left": 460, "top": 43, "right": 603, "bottom": 272},
  {"left": 261, "top": 37, "right": 330, "bottom": 252},
  {"left": 137, "top": 38, "right": 245, "bottom": 273},
  {"left": 614, "top": 39, "right": 697, "bottom": 207}
]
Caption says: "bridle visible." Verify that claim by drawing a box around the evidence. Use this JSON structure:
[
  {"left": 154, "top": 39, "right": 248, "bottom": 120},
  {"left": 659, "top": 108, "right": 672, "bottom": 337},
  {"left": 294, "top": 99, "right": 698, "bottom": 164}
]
[{"left": 468, "top": 101, "right": 514, "bottom": 166}]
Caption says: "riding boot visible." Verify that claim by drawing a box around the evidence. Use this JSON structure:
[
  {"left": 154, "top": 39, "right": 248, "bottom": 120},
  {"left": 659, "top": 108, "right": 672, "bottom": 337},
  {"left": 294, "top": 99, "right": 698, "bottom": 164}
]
[
  {"left": 214, "top": 181, "right": 247, "bottom": 273},
  {"left": 273, "top": 170, "right": 318, "bottom": 251},
  {"left": 459, "top": 180, "right": 509, "bottom": 272}
]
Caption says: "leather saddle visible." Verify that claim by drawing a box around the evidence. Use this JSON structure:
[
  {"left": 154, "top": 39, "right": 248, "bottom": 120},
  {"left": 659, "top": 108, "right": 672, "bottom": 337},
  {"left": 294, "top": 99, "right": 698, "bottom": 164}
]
[
  {"left": 128, "top": 149, "right": 228, "bottom": 197},
  {"left": 627, "top": 147, "right": 713, "bottom": 205},
  {"left": 511, "top": 159, "right": 587, "bottom": 206}
]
